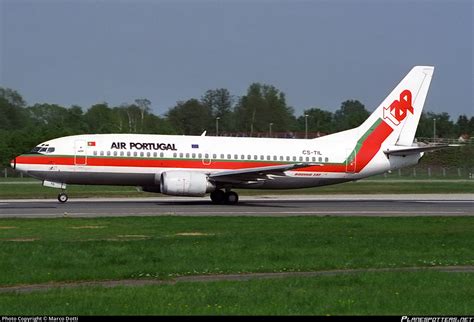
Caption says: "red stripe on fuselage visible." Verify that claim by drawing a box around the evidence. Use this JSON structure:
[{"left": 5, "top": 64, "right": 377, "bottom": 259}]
[{"left": 16, "top": 121, "right": 394, "bottom": 174}]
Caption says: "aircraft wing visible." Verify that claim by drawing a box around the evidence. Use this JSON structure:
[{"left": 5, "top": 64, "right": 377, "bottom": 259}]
[
  {"left": 208, "top": 163, "right": 321, "bottom": 184},
  {"left": 383, "top": 144, "right": 459, "bottom": 156}
]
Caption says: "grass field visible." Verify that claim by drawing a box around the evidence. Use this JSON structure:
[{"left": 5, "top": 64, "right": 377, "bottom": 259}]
[
  {"left": 0, "top": 216, "right": 473, "bottom": 314},
  {"left": 0, "top": 178, "right": 473, "bottom": 199},
  {"left": 1, "top": 271, "right": 473, "bottom": 315}
]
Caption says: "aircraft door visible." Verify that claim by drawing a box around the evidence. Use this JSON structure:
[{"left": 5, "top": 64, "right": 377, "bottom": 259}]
[
  {"left": 74, "top": 140, "right": 87, "bottom": 166},
  {"left": 345, "top": 148, "right": 356, "bottom": 173}
]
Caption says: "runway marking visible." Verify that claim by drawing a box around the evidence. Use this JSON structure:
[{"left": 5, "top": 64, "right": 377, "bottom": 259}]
[
  {"left": 2, "top": 211, "right": 469, "bottom": 218},
  {"left": 151, "top": 211, "right": 466, "bottom": 215},
  {"left": 414, "top": 201, "right": 474, "bottom": 203}
]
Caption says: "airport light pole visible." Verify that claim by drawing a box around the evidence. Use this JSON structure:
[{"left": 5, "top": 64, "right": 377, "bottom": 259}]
[
  {"left": 304, "top": 114, "right": 309, "bottom": 139},
  {"left": 269, "top": 123, "right": 273, "bottom": 137},
  {"left": 433, "top": 118, "right": 436, "bottom": 142},
  {"left": 216, "top": 117, "right": 220, "bottom": 136}
]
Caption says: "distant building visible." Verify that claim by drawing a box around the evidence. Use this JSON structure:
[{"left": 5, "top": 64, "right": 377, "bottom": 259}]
[{"left": 458, "top": 134, "right": 470, "bottom": 143}]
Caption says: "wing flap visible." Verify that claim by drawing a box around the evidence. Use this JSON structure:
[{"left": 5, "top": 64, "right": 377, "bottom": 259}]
[{"left": 209, "top": 163, "right": 321, "bottom": 183}]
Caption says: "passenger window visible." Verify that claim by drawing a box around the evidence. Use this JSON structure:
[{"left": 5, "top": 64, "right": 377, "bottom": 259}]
[
  {"left": 234, "top": 154, "right": 238, "bottom": 159},
  {"left": 273, "top": 156, "right": 277, "bottom": 161},
  {"left": 247, "top": 155, "right": 251, "bottom": 160},
  {"left": 140, "top": 152, "right": 144, "bottom": 157},
  {"left": 113, "top": 151, "right": 118, "bottom": 156},
  {"left": 107, "top": 151, "right": 111, "bottom": 156},
  {"left": 147, "top": 152, "right": 151, "bottom": 157},
  {"left": 266, "top": 155, "right": 271, "bottom": 161},
  {"left": 192, "top": 153, "right": 196, "bottom": 158},
  {"left": 93, "top": 151, "right": 97, "bottom": 156},
  {"left": 179, "top": 153, "right": 183, "bottom": 158},
  {"left": 305, "top": 157, "right": 309, "bottom": 162},
  {"left": 220, "top": 154, "right": 224, "bottom": 159},
  {"left": 254, "top": 155, "right": 258, "bottom": 160},
  {"left": 160, "top": 152, "right": 164, "bottom": 158},
  {"left": 292, "top": 156, "right": 296, "bottom": 161},
  {"left": 318, "top": 157, "right": 322, "bottom": 162},
  {"left": 213, "top": 154, "right": 217, "bottom": 159},
  {"left": 186, "top": 153, "right": 190, "bottom": 158},
  {"left": 227, "top": 154, "right": 231, "bottom": 159},
  {"left": 280, "top": 156, "right": 284, "bottom": 161},
  {"left": 153, "top": 152, "right": 157, "bottom": 157},
  {"left": 127, "top": 151, "right": 131, "bottom": 157},
  {"left": 198, "top": 153, "right": 202, "bottom": 158},
  {"left": 100, "top": 151, "right": 104, "bottom": 156},
  {"left": 299, "top": 156, "right": 303, "bottom": 161},
  {"left": 205, "top": 153, "right": 209, "bottom": 158},
  {"left": 133, "top": 152, "right": 138, "bottom": 157},
  {"left": 286, "top": 156, "right": 290, "bottom": 161},
  {"left": 173, "top": 153, "right": 177, "bottom": 158},
  {"left": 312, "top": 157, "right": 316, "bottom": 162},
  {"left": 241, "top": 155, "right": 245, "bottom": 160},
  {"left": 260, "top": 155, "right": 264, "bottom": 160},
  {"left": 325, "top": 157, "right": 329, "bottom": 162},
  {"left": 120, "top": 151, "right": 125, "bottom": 157}
]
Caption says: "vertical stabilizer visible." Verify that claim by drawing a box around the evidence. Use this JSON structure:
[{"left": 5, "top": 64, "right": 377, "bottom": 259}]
[{"left": 358, "top": 66, "right": 434, "bottom": 147}]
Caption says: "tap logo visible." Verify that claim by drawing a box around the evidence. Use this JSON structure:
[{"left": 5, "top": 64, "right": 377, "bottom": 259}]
[{"left": 383, "top": 90, "right": 413, "bottom": 126}]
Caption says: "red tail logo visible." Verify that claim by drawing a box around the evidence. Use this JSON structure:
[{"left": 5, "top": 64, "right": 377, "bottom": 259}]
[{"left": 383, "top": 90, "right": 414, "bottom": 126}]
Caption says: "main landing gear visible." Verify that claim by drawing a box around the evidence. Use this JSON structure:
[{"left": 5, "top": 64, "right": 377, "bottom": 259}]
[
  {"left": 210, "top": 190, "right": 239, "bottom": 205},
  {"left": 57, "top": 192, "right": 68, "bottom": 203}
]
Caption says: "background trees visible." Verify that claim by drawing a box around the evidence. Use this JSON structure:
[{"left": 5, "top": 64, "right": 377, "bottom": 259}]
[{"left": 0, "top": 85, "right": 472, "bottom": 167}]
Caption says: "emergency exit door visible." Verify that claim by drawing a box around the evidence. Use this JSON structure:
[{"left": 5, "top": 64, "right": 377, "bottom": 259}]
[{"left": 345, "top": 148, "right": 356, "bottom": 173}]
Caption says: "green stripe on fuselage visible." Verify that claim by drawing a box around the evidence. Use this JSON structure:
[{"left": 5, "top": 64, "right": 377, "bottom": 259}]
[{"left": 344, "top": 118, "right": 382, "bottom": 164}]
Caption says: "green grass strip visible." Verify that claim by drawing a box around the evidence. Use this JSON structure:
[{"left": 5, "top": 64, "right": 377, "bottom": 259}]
[
  {"left": 0, "top": 216, "right": 472, "bottom": 287},
  {"left": 0, "top": 271, "right": 472, "bottom": 315}
]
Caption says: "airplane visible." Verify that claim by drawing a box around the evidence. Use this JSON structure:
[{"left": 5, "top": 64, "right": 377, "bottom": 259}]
[{"left": 10, "top": 66, "right": 449, "bottom": 204}]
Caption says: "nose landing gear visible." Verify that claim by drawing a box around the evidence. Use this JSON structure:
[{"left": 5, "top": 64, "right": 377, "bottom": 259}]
[{"left": 58, "top": 192, "right": 68, "bottom": 203}]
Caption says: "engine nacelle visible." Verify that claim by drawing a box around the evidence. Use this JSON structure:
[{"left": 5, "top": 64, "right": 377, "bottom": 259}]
[{"left": 160, "top": 171, "right": 215, "bottom": 197}]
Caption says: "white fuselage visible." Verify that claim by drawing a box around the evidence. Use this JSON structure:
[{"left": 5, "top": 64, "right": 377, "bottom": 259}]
[{"left": 12, "top": 131, "right": 421, "bottom": 190}]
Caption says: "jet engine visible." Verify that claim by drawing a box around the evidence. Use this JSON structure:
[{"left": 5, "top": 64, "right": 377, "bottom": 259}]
[{"left": 160, "top": 171, "right": 215, "bottom": 197}]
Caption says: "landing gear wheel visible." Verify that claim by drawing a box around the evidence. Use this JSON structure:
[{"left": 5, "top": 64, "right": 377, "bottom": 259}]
[
  {"left": 58, "top": 192, "right": 68, "bottom": 203},
  {"left": 224, "top": 191, "right": 239, "bottom": 205},
  {"left": 210, "top": 190, "right": 225, "bottom": 204}
]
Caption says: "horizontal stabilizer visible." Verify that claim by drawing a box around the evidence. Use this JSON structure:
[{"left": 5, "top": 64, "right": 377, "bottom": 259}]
[{"left": 383, "top": 144, "right": 459, "bottom": 156}]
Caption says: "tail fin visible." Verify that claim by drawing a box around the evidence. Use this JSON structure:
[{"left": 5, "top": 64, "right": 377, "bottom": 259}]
[{"left": 359, "top": 66, "right": 434, "bottom": 146}]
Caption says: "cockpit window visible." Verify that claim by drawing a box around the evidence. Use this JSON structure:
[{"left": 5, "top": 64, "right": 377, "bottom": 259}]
[{"left": 30, "top": 146, "right": 55, "bottom": 153}]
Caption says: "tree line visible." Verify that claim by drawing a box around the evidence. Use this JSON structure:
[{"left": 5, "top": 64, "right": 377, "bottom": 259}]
[{"left": 0, "top": 85, "right": 472, "bottom": 167}]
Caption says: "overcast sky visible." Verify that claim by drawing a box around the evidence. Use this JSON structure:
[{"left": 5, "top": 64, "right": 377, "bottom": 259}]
[{"left": 1, "top": 0, "right": 472, "bottom": 120}]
